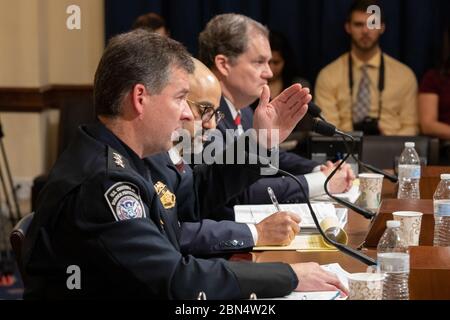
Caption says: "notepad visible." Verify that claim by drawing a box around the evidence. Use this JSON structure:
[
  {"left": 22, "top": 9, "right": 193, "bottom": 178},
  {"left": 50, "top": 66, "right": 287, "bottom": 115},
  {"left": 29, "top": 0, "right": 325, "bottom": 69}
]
[
  {"left": 311, "top": 183, "right": 360, "bottom": 204},
  {"left": 264, "top": 263, "right": 350, "bottom": 300},
  {"left": 267, "top": 291, "right": 342, "bottom": 300},
  {"left": 253, "top": 234, "right": 339, "bottom": 251},
  {"left": 234, "top": 202, "right": 347, "bottom": 231}
]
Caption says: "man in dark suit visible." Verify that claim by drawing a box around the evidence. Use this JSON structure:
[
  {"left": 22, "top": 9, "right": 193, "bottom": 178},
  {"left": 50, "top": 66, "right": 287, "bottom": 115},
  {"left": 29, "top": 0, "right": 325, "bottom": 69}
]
[
  {"left": 198, "top": 14, "right": 355, "bottom": 212},
  {"left": 146, "top": 58, "right": 303, "bottom": 256},
  {"left": 23, "top": 30, "right": 346, "bottom": 299}
]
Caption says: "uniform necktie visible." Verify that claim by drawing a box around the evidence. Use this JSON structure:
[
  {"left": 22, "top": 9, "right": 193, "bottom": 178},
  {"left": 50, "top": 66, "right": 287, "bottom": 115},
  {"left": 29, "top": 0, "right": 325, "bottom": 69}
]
[{"left": 353, "top": 64, "right": 371, "bottom": 123}]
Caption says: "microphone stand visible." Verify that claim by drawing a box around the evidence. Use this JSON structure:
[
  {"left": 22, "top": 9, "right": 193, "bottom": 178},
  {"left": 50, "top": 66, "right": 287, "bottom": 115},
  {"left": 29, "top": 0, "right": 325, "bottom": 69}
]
[
  {"left": 308, "top": 119, "right": 393, "bottom": 219},
  {"left": 320, "top": 130, "right": 376, "bottom": 219},
  {"left": 0, "top": 119, "right": 21, "bottom": 225},
  {"left": 337, "top": 131, "right": 398, "bottom": 183},
  {"left": 0, "top": 118, "right": 21, "bottom": 280},
  {"left": 266, "top": 164, "right": 377, "bottom": 266},
  {"left": 312, "top": 112, "right": 398, "bottom": 184}
]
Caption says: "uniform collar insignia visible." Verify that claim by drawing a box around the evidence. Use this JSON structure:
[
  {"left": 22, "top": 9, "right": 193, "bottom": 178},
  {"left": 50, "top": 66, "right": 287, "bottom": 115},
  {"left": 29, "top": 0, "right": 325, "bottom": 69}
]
[{"left": 112, "top": 152, "right": 125, "bottom": 168}]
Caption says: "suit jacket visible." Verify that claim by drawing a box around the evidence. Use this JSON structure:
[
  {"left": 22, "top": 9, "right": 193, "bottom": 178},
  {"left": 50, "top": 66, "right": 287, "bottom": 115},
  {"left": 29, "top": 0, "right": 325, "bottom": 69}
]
[
  {"left": 23, "top": 122, "right": 297, "bottom": 299},
  {"left": 145, "top": 152, "right": 255, "bottom": 256},
  {"left": 216, "top": 97, "right": 319, "bottom": 216}
]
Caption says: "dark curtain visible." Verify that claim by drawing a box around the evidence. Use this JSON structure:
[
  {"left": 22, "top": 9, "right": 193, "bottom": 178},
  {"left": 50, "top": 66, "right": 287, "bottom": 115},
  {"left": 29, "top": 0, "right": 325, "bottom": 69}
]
[{"left": 105, "top": 0, "right": 449, "bottom": 86}]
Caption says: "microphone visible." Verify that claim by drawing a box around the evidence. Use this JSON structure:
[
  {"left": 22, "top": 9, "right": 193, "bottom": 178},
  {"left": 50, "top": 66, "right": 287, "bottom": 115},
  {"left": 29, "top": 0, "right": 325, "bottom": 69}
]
[
  {"left": 265, "top": 163, "right": 377, "bottom": 266},
  {"left": 306, "top": 103, "right": 398, "bottom": 183},
  {"left": 296, "top": 103, "right": 332, "bottom": 133},
  {"left": 307, "top": 102, "right": 323, "bottom": 118}
]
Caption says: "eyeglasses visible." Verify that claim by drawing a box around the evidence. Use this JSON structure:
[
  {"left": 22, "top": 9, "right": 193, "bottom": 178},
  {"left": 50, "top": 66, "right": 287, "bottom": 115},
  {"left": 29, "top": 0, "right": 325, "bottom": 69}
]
[{"left": 187, "top": 99, "right": 224, "bottom": 124}]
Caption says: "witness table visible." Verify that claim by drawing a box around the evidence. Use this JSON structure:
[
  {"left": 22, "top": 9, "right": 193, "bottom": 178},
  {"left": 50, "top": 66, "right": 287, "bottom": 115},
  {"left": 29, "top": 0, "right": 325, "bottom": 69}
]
[{"left": 238, "top": 166, "right": 450, "bottom": 299}]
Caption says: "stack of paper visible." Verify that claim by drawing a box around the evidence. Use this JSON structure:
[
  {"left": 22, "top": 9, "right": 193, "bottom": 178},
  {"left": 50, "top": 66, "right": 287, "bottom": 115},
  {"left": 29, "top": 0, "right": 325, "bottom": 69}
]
[
  {"left": 268, "top": 291, "right": 342, "bottom": 300},
  {"left": 264, "top": 263, "right": 350, "bottom": 300},
  {"left": 311, "top": 183, "right": 360, "bottom": 204},
  {"left": 253, "top": 234, "right": 339, "bottom": 251},
  {"left": 234, "top": 202, "right": 347, "bottom": 231}
]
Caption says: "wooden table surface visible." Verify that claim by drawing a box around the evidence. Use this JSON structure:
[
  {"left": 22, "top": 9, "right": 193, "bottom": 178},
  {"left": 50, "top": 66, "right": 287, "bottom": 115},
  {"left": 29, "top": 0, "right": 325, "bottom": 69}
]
[{"left": 242, "top": 166, "right": 450, "bottom": 299}]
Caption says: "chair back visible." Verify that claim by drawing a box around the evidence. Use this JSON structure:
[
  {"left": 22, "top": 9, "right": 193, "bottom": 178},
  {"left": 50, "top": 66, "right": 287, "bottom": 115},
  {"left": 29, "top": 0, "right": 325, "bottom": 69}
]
[
  {"left": 10, "top": 213, "right": 35, "bottom": 285},
  {"left": 361, "top": 136, "right": 439, "bottom": 170}
]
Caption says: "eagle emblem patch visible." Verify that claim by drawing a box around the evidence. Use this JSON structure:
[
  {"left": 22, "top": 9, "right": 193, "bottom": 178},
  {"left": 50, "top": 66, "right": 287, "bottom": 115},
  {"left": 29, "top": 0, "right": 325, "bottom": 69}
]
[
  {"left": 154, "top": 181, "right": 176, "bottom": 209},
  {"left": 105, "top": 182, "right": 146, "bottom": 221}
]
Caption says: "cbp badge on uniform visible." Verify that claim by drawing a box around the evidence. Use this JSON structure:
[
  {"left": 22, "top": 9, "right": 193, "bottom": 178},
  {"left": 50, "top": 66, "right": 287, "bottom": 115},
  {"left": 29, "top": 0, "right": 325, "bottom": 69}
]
[
  {"left": 154, "top": 181, "right": 176, "bottom": 209},
  {"left": 104, "top": 182, "right": 146, "bottom": 221}
]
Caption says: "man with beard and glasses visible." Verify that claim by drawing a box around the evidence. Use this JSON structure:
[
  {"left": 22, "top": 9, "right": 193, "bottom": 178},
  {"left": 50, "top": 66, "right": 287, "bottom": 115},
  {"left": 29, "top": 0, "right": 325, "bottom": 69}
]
[
  {"left": 146, "top": 58, "right": 303, "bottom": 255},
  {"left": 315, "top": 0, "right": 418, "bottom": 136}
]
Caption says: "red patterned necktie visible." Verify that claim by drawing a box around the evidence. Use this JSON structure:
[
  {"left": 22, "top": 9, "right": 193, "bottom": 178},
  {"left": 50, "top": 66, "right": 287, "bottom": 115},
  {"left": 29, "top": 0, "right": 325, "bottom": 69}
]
[
  {"left": 234, "top": 113, "right": 241, "bottom": 126},
  {"left": 175, "top": 160, "right": 185, "bottom": 173}
]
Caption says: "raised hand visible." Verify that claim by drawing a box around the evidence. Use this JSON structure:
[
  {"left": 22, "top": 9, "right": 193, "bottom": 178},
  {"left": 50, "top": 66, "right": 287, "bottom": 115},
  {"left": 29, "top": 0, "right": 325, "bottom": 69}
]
[{"left": 253, "top": 84, "right": 312, "bottom": 148}]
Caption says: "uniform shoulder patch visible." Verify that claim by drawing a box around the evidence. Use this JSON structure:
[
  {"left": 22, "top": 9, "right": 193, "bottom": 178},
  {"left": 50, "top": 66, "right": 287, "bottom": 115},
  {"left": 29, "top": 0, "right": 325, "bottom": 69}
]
[
  {"left": 154, "top": 181, "right": 176, "bottom": 209},
  {"left": 104, "top": 182, "right": 146, "bottom": 221}
]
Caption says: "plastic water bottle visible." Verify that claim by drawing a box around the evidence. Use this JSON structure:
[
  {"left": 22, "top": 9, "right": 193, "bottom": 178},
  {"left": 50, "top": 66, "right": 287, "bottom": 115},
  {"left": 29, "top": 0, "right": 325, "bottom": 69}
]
[
  {"left": 433, "top": 174, "right": 450, "bottom": 246},
  {"left": 397, "top": 142, "right": 421, "bottom": 199},
  {"left": 377, "top": 220, "right": 410, "bottom": 300}
]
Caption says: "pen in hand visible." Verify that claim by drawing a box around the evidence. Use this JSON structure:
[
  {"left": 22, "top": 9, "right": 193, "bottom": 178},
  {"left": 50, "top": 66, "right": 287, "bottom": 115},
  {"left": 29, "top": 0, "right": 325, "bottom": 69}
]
[{"left": 267, "top": 187, "right": 282, "bottom": 212}]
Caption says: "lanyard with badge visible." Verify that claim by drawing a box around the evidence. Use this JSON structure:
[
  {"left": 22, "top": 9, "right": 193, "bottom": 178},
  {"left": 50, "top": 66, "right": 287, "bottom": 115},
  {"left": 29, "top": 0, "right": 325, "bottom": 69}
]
[{"left": 349, "top": 53, "right": 385, "bottom": 135}]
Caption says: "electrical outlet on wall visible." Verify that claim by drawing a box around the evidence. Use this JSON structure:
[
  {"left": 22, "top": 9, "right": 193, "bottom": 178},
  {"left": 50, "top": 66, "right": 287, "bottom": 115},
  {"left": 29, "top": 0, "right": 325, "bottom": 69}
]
[{"left": 13, "top": 177, "right": 33, "bottom": 201}]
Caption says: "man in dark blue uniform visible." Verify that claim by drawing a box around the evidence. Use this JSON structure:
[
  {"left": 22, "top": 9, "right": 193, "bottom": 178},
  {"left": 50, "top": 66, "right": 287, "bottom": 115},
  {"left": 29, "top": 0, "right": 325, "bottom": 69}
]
[
  {"left": 23, "top": 29, "right": 346, "bottom": 299},
  {"left": 146, "top": 58, "right": 303, "bottom": 256},
  {"left": 198, "top": 14, "right": 355, "bottom": 215}
]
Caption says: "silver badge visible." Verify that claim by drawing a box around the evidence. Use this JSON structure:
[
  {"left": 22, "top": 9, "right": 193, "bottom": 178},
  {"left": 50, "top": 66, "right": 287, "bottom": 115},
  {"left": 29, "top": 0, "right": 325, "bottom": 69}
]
[{"left": 112, "top": 152, "right": 125, "bottom": 168}]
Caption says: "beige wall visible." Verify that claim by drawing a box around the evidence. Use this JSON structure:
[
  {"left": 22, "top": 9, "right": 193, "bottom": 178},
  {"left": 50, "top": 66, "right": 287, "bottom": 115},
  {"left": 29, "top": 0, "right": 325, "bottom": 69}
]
[
  {"left": 0, "top": 0, "right": 104, "bottom": 199},
  {"left": 47, "top": 0, "right": 104, "bottom": 84},
  {"left": 0, "top": 0, "right": 104, "bottom": 87},
  {"left": 0, "top": 0, "right": 43, "bottom": 87}
]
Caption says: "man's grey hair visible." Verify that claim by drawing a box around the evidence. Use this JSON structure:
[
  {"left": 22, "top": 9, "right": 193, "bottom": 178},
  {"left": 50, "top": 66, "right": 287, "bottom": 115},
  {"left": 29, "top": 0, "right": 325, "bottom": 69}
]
[
  {"left": 198, "top": 13, "right": 269, "bottom": 69},
  {"left": 94, "top": 29, "right": 194, "bottom": 117}
]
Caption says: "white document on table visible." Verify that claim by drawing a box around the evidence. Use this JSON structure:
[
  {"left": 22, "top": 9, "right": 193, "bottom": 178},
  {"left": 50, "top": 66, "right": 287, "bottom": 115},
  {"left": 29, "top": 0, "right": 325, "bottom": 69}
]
[
  {"left": 234, "top": 202, "right": 347, "bottom": 230},
  {"left": 311, "top": 184, "right": 360, "bottom": 204},
  {"left": 264, "top": 263, "right": 350, "bottom": 300}
]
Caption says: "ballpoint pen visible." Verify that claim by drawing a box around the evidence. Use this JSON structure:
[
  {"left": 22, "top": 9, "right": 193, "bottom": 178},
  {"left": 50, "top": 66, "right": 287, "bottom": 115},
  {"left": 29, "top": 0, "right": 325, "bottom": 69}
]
[
  {"left": 267, "top": 187, "right": 282, "bottom": 212},
  {"left": 330, "top": 291, "right": 341, "bottom": 300}
]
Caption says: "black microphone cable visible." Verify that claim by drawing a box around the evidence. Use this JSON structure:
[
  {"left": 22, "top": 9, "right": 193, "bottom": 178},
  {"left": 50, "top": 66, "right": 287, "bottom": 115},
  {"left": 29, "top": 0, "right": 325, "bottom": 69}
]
[
  {"left": 307, "top": 102, "right": 398, "bottom": 183},
  {"left": 319, "top": 130, "right": 377, "bottom": 219},
  {"left": 266, "top": 163, "right": 377, "bottom": 266},
  {"left": 336, "top": 131, "right": 398, "bottom": 183}
]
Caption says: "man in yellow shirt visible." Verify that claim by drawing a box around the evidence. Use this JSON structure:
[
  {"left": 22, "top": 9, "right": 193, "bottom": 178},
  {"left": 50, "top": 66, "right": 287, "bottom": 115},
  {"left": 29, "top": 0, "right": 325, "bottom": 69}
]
[{"left": 315, "top": 0, "right": 418, "bottom": 136}]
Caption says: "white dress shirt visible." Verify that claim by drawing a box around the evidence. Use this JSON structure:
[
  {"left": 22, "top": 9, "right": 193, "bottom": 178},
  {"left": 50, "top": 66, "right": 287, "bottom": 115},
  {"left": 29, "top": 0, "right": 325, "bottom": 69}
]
[
  {"left": 223, "top": 100, "right": 327, "bottom": 198},
  {"left": 168, "top": 147, "right": 259, "bottom": 245}
]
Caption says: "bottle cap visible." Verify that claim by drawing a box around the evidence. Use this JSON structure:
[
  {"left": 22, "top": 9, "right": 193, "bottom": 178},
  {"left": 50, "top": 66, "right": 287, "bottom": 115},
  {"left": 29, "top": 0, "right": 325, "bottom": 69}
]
[
  {"left": 441, "top": 174, "right": 450, "bottom": 180},
  {"left": 386, "top": 220, "right": 400, "bottom": 228},
  {"left": 405, "top": 142, "right": 415, "bottom": 148}
]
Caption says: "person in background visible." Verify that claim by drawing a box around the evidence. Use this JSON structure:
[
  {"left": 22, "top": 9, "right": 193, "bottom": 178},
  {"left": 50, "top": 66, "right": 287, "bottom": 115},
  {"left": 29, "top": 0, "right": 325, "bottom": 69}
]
[
  {"left": 419, "top": 24, "right": 450, "bottom": 163},
  {"left": 268, "top": 30, "right": 311, "bottom": 98},
  {"left": 267, "top": 30, "right": 312, "bottom": 153},
  {"left": 132, "top": 12, "right": 170, "bottom": 37},
  {"left": 315, "top": 0, "right": 418, "bottom": 136}
]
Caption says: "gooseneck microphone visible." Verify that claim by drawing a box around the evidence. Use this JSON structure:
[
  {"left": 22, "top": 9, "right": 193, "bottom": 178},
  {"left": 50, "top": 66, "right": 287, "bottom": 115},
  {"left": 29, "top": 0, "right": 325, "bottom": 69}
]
[
  {"left": 322, "top": 139, "right": 375, "bottom": 219},
  {"left": 307, "top": 102, "right": 398, "bottom": 184},
  {"left": 266, "top": 163, "right": 377, "bottom": 266}
]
